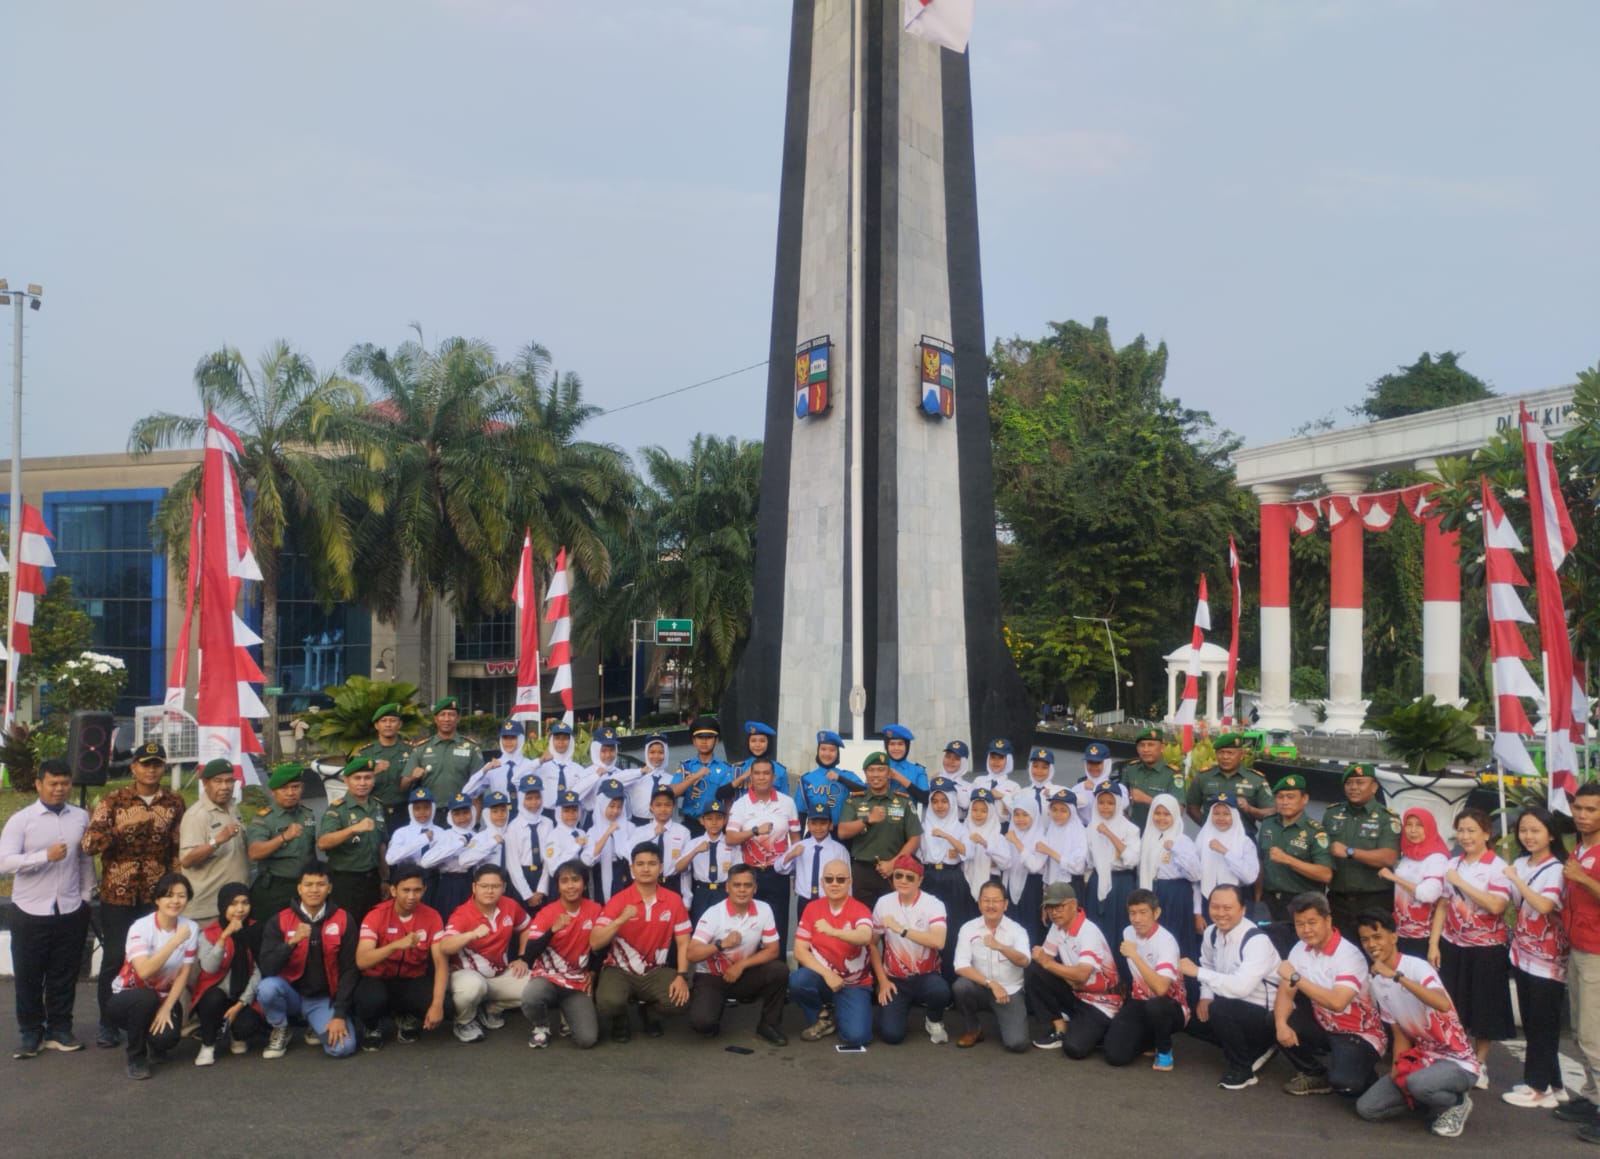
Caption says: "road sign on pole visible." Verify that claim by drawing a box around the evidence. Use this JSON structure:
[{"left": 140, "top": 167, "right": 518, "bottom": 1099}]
[{"left": 655, "top": 619, "right": 694, "bottom": 647}]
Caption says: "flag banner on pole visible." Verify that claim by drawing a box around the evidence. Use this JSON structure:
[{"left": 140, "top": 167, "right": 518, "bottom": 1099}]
[
  {"left": 1223, "top": 537, "right": 1241, "bottom": 726},
  {"left": 544, "top": 547, "right": 574, "bottom": 727},
  {"left": 511, "top": 529, "right": 542, "bottom": 724},
  {"left": 3, "top": 505, "right": 52, "bottom": 726},
  {"left": 1481, "top": 478, "right": 1541, "bottom": 780},
  {"left": 1173, "top": 575, "right": 1209, "bottom": 753},
  {"left": 903, "top": 0, "right": 975, "bottom": 52}
]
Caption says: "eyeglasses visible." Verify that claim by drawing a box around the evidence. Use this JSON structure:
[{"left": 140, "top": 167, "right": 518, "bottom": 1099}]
[
  {"left": 821, "top": 875, "right": 850, "bottom": 884},
  {"left": 891, "top": 872, "right": 919, "bottom": 881}
]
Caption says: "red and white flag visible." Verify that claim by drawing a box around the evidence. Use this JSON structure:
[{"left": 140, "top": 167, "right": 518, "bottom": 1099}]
[
  {"left": 511, "top": 530, "right": 542, "bottom": 726},
  {"left": 2, "top": 504, "right": 53, "bottom": 724},
  {"left": 1293, "top": 500, "right": 1320, "bottom": 536},
  {"left": 544, "top": 547, "right": 574, "bottom": 728},
  {"left": 1520, "top": 405, "right": 1582, "bottom": 810},
  {"left": 1223, "top": 538, "right": 1241, "bottom": 726},
  {"left": 903, "top": 0, "right": 974, "bottom": 52},
  {"left": 1480, "top": 479, "right": 1540, "bottom": 780},
  {"left": 1173, "top": 575, "right": 1210, "bottom": 753}
]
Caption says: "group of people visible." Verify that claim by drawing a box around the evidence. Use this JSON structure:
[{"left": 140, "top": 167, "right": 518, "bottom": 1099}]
[{"left": 3, "top": 710, "right": 1598, "bottom": 1145}]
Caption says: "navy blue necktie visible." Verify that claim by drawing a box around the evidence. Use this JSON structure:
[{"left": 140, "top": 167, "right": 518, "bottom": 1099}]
[{"left": 708, "top": 840, "right": 719, "bottom": 883}]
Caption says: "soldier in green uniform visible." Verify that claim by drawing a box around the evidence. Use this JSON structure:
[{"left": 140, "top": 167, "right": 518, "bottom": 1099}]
[
  {"left": 836, "top": 751, "right": 922, "bottom": 909},
  {"left": 1120, "top": 727, "right": 1186, "bottom": 828},
  {"left": 359, "top": 702, "right": 416, "bottom": 834},
  {"left": 245, "top": 764, "right": 319, "bottom": 919},
  {"left": 402, "top": 697, "right": 481, "bottom": 819},
  {"left": 317, "top": 757, "right": 389, "bottom": 923},
  {"left": 1255, "top": 773, "right": 1333, "bottom": 921},
  {"left": 1185, "top": 732, "right": 1274, "bottom": 831},
  {"left": 1320, "top": 762, "right": 1401, "bottom": 941}
]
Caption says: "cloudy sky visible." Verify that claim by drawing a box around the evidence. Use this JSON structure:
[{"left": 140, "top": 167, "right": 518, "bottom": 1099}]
[{"left": 6, "top": 0, "right": 1596, "bottom": 466}]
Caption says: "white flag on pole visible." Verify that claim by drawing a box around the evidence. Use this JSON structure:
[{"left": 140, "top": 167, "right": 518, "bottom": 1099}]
[{"left": 903, "top": 0, "right": 975, "bottom": 53}]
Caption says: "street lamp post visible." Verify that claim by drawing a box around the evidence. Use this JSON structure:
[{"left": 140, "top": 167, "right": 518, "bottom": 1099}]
[
  {"left": 1071, "top": 615, "right": 1121, "bottom": 715},
  {"left": 0, "top": 281, "right": 43, "bottom": 728}
]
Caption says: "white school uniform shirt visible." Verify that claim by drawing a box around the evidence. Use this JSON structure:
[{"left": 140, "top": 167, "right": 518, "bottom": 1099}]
[
  {"left": 1195, "top": 921, "right": 1281, "bottom": 1008},
  {"left": 970, "top": 772, "right": 1017, "bottom": 816},
  {"left": 538, "top": 822, "right": 590, "bottom": 895},
  {"left": 778, "top": 834, "right": 850, "bottom": 904},
  {"left": 1019, "top": 777, "right": 1064, "bottom": 822},
  {"left": 462, "top": 751, "right": 539, "bottom": 802},
  {"left": 385, "top": 820, "right": 444, "bottom": 865},
  {"left": 1287, "top": 930, "right": 1386, "bottom": 1052},
  {"left": 583, "top": 764, "right": 624, "bottom": 814},
  {"left": 506, "top": 813, "right": 554, "bottom": 902},
  {"left": 1032, "top": 816, "right": 1088, "bottom": 884},
  {"left": 726, "top": 791, "right": 800, "bottom": 869},
  {"left": 420, "top": 823, "right": 491, "bottom": 873},
  {"left": 873, "top": 889, "right": 948, "bottom": 978},
  {"left": 581, "top": 816, "right": 632, "bottom": 897},
  {"left": 1000, "top": 825, "right": 1048, "bottom": 905},
  {"left": 919, "top": 813, "right": 967, "bottom": 866},
  {"left": 1368, "top": 954, "right": 1478, "bottom": 1076},
  {"left": 690, "top": 899, "right": 778, "bottom": 977},
  {"left": 1073, "top": 773, "right": 1127, "bottom": 824},
  {"left": 626, "top": 818, "right": 693, "bottom": 876},
  {"left": 628, "top": 759, "right": 677, "bottom": 820},
  {"left": 1041, "top": 912, "right": 1123, "bottom": 1018},
  {"left": 112, "top": 914, "right": 200, "bottom": 997},
  {"left": 536, "top": 752, "right": 593, "bottom": 805},
  {"left": 953, "top": 915, "right": 1030, "bottom": 995},
  {"left": 1122, "top": 923, "right": 1188, "bottom": 1021}
]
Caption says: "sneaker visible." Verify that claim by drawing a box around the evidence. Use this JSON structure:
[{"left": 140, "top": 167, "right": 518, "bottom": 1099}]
[
  {"left": 529, "top": 1026, "right": 550, "bottom": 1049},
  {"left": 558, "top": 1015, "right": 571, "bottom": 1039},
  {"left": 1251, "top": 1045, "right": 1278, "bottom": 1073},
  {"left": 12, "top": 1033, "right": 42, "bottom": 1060},
  {"left": 360, "top": 1031, "right": 384, "bottom": 1053},
  {"left": 1579, "top": 1120, "right": 1600, "bottom": 1145},
  {"left": 1503, "top": 1085, "right": 1560, "bottom": 1109},
  {"left": 926, "top": 1019, "right": 949, "bottom": 1046},
  {"left": 1219, "top": 1070, "right": 1259, "bottom": 1090},
  {"left": 755, "top": 1023, "right": 788, "bottom": 1047},
  {"left": 263, "top": 1026, "right": 292, "bottom": 1060},
  {"left": 479, "top": 1006, "right": 506, "bottom": 1031},
  {"left": 229, "top": 1037, "right": 249, "bottom": 1055},
  {"left": 1284, "top": 1072, "right": 1334, "bottom": 1096},
  {"left": 1032, "top": 1029, "right": 1065, "bottom": 1050},
  {"left": 396, "top": 1017, "right": 422, "bottom": 1046},
  {"left": 96, "top": 1025, "right": 121, "bottom": 1049},
  {"left": 126, "top": 1055, "right": 151, "bottom": 1080},
  {"left": 1475, "top": 1069, "right": 1490, "bottom": 1091},
  {"left": 303, "top": 1027, "right": 321, "bottom": 1047},
  {"left": 642, "top": 1016, "right": 664, "bottom": 1038},
  {"left": 610, "top": 1016, "right": 632, "bottom": 1044},
  {"left": 1431, "top": 1094, "right": 1473, "bottom": 1138},
  {"left": 453, "top": 1019, "right": 484, "bottom": 1044},
  {"left": 801, "top": 1017, "right": 837, "bottom": 1042},
  {"left": 43, "top": 1031, "right": 84, "bottom": 1053},
  {"left": 1153, "top": 1051, "right": 1175, "bottom": 1072},
  {"left": 194, "top": 1044, "right": 216, "bottom": 1067},
  {"left": 1556, "top": 1097, "right": 1600, "bottom": 1123}
]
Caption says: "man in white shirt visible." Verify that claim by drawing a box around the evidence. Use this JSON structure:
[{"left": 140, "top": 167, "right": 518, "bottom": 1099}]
[
  {"left": 1273, "top": 892, "right": 1384, "bottom": 1097},
  {"left": 1180, "top": 882, "right": 1283, "bottom": 1090},
  {"left": 685, "top": 863, "right": 788, "bottom": 1045},
  {"left": 870, "top": 856, "right": 950, "bottom": 1045},
  {"left": 726, "top": 757, "right": 800, "bottom": 955},
  {"left": 1105, "top": 887, "right": 1189, "bottom": 1070},
  {"left": 952, "top": 880, "right": 1031, "bottom": 1052}
]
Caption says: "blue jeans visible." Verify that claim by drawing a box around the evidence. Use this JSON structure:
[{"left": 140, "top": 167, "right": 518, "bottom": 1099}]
[
  {"left": 790, "top": 967, "right": 873, "bottom": 1047},
  {"left": 257, "top": 977, "right": 358, "bottom": 1058},
  {"left": 878, "top": 973, "right": 952, "bottom": 1044}
]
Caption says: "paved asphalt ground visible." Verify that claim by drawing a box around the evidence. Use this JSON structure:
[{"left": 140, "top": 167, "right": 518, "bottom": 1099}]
[{"left": 0, "top": 981, "right": 1590, "bottom": 1158}]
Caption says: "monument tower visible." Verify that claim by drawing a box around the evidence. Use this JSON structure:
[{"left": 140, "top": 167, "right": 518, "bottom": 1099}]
[{"left": 723, "top": 0, "right": 1031, "bottom": 764}]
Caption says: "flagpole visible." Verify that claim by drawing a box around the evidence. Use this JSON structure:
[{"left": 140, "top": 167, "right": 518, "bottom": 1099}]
[{"left": 845, "top": 0, "right": 867, "bottom": 742}]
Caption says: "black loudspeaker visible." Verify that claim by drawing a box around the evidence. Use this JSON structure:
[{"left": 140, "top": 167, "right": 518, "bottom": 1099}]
[{"left": 67, "top": 711, "right": 115, "bottom": 786}]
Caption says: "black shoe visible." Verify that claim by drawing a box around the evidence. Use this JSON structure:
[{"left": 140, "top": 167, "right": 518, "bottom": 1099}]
[
  {"left": 642, "top": 1016, "right": 664, "bottom": 1039},
  {"left": 1558, "top": 1098, "right": 1600, "bottom": 1124},
  {"left": 1219, "top": 1069, "right": 1259, "bottom": 1090},
  {"left": 610, "top": 1017, "right": 632, "bottom": 1044},
  {"left": 12, "top": 1033, "right": 42, "bottom": 1059},
  {"left": 1579, "top": 1120, "right": 1600, "bottom": 1145},
  {"left": 126, "top": 1055, "right": 151, "bottom": 1080},
  {"left": 96, "top": 1026, "right": 121, "bottom": 1049},
  {"left": 755, "top": 1024, "right": 788, "bottom": 1047},
  {"left": 360, "top": 1032, "right": 383, "bottom": 1053}
]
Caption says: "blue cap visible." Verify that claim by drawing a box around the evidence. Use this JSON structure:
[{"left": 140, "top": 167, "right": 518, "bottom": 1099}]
[
  {"left": 551, "top": 722, "right": 574, "bottom": 737},
  {"left": 645, "top": 731, "right": 669, "bottom": 748},
  {"left": 594, "top": 726, "right": 619, "bottom": 746},
  {"left": 446, "top": 793, "right": 472, "bottom": 812},
  {"left": 1047, "top": 787, "right": 1073, "bottom": 805},
  {"left": 929, "top": 777, "right": 958, "bottom": 796},
  {"left": 969, "top": 787, "right": 997, "bottom": 804},
  {"left": 881, "top": 724, "right": 914, "bottom": 742},
  {"left": 1029, "top": 747, "right": 1055, "bottom": 765},
  {"left": 745, "top": 721, "right": 776, "bottom": 739},
  {"left": 1207, "top": 791, "right": 1240, "bottom": 811},
  {"left": 599, "top": 777, "right": 626, "bottom": 800},
  {"left": 702, "top": 797, "right": 728, "bottom": 816},
  {"left": 1084, "top": 742, "right": 1110, "bottom": 762},
  {"left": 517, "top": 774, "right": 544, "bottom": 795},
  {"left": 806, "top": 801, "right": 833, "bottom": 819},
  {"left": 408, "top": 787, "right": 435, "bottom": 805},
  {"left": 817, "top": 729, "right": 844, "bottom": 747},
  {"left": 943, "top": 740, "right": 970, "bottom": 758},
  {"left": 556, "top": 789, "right": 581, "bottom": 808},
  {"left": 482, "top": 790, "right": 511, "bottom": 808},
  {"left": 500, "top": 720, "right": 524, "bottom": 738},
  {"left": 987, "top": 739, "right": 1012, "bottom": 756}
]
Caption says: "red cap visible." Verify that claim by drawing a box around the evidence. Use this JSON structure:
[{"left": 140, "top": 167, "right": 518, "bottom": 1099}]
[{"left": 893, "top": 855, "right": 923, "bottom": 877}]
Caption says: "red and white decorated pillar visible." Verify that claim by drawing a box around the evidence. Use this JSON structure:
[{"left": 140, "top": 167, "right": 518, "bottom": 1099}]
[
  {"left": 1254, "top": 484, "right": 1294, "bottom": 730},
  {"left": 1324, "top": 472, "right": 1369, "bottom": 731},
  {"left": 1415, "top": 464, "right": 1461, "bottom": 704}
]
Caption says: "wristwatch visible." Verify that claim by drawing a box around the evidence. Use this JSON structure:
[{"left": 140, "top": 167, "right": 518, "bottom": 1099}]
[{"left": 1288, "top": 971, "right": 1302, "bottom": 986}]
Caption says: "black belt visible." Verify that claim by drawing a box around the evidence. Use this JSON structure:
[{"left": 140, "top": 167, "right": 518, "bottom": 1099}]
[{"left": 701, "top": 882, "right": 723, "bottom": 891}]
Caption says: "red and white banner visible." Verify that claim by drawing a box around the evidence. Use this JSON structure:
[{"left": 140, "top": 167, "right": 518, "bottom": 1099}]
[
  {"left": 511, "top": 529, "right": 542, "bottom": 725},
  {"left": 1173, "top": 575, "right": 1210, "bottom": 753},
  {"left": 544, "top": 547, "right": 574, "bottom": 728},
  {"left": 1223, "top": 538, "right": 1240, "bottom": 726},
  {"left": 1480, "top": 479, "right": 1541, "bottom": 780},
  {"left": 1293, "top": 483, "right": 1436, "bottom": 536},
  {"left": 903, "top": 0, "right": 974, "bottom": 52}
]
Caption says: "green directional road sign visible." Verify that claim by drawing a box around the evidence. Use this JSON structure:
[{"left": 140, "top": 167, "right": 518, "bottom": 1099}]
[{"left": 655, "top": 619, "right": 694, "bottom": 646}]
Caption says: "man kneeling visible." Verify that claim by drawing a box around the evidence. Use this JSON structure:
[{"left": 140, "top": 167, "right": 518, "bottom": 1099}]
[
  {"left": 437, "top": 864, "right": 531, "bottom": 1043},
  {"left": 258, "top": 863, "right": 359, "bottom": 1059},
  {"left": 687, "top": 863, "right": 789, "bottom": 1045},
  {"left": 591, "top": 842, "right": 693, "bottom": 1042}
]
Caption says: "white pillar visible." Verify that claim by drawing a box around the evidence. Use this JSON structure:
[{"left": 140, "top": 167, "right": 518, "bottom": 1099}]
[
  {"left": 1206, "top": 668, "right": 1220, "bottom": 725},
  {"left": 1323, "top": 471, "right": 1370, "bottom": 731},
  {"left": 1253, "top": 483, "right": 1295, "bottom": 730},
  {"left": 1415, "top": 457, "right": 1463, "bottom": 706},
  {"left": 1166, "top": 665, "right": 1178, "bottom": 722}
]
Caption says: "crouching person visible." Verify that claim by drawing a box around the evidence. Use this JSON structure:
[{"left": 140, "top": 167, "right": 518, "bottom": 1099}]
[
  {"left": 687, "top": 863, "right": 789, "bottom": 1045},
  {"left": 257, "top": 862, "right": 359, "bottom": 1059}
]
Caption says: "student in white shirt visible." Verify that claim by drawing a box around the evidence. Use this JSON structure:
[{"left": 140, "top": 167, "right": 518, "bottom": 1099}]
[
  {"left": 937, "top": 741, "right": 975, "bottom": 817},
  {"left": 951, "top": 880, "right": 1031, "bottom": 1052},
  {"left": 385, "top": 789, "right": 445, "bottom": 868},
  {"left": 1139, "top": 793, "right": 1202, "bottom": 962},
  {"left": 581, "top": 782, "right": 633, "bottom": 901},
  {"left": 585, "top": 729, "right": 629, "bottom": 818},
  {"left": 685, "top": 863, "right": 788, "bottom": 1045},
  {"left": 1034, "top": 789, "right": 1088, "bottom": 887},
  {"left": 537, "top": 791, "right": 590, "bottom": 897},
  {"left": 1018, "top": 747, "right": 1064, "bottom": 822},
  {"left": 628, "top": 733, "right": 675, "bottom": 823},
  {"left": 679, "top": 799, "right": 737, "bottom": 920},
  {"left": 870, "top": 856, "right": 951, "bottom": 1045},
  {"left": 1196, "top": 792, "right": 1259, "bottom": 920},
  {"left": 1084, "top": 786, "right": 1141, "bottom": 971},
  {"left": 535, "top": 724, "right": 590, "bottom": 817},
  {"left": 420, "top": 794, "right": 494, "bottom": 918},
  {"left": 1000, "top": 802, "right": 1048, "bottom": 948},
  {"left": 1179, "top": 882, "right": 1283, "bottom": 1090},
  {"left": 103, "top": 872, "right": 199, "bottom": 1080},
  {"left": 961, "top": 789, "right": 1012, "bottom": 905},
  {"left": 1073, "top": 741, "right": 1128, "bottom": 824},
  {"left": 629, "top": 787, "right": 693, "bottom": 899},
  {"left": 920, "top": 777, "right": 971, "bottom": 981},
  {"left": 462, "top": 722, "right": 539, "bottom": 808},
  {"left": 505, "top": 776, "right": 553, "bottom": 913},
  {"left": 1105, "top": 887, "right": 1189, "bottom": 1071},
  {"left": 971, "top": 740, "right": 1019, "bottom": 819},
  {"left": 778, "top": 803, "right": 849, "bottom": 916},
  {"left": 1023, "top": 881, "right": 1123, "bottom": 1057}
]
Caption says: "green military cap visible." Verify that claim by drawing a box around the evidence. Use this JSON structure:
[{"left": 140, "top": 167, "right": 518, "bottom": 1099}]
[
  {"left": 267, "top": 763, "right": 305, "bottom": 790},
  {"left": 1215, "top": 732, "right": 1246, "bottom": 748},
  {"left": 199, "top": 758, "right": 235, "bottom": 780},
  {"left": 1134, "top": 727, "right": 1163, "bottom": 742},
  {"left": 1272, "top": 773, "right": 1308, "bottom": 793},
  {"left": 432, "top": 696, "right": 458, "bottom": 713},
  {"left": 863, "top": 751, "right": 888, "bottom": 769},
  {"left": 1342, "top": 762, "right": 1378, "bottom": 781},
  {"left": 342, "top": 756, "right": 376, "bottom": 777},
  {"left": 371, "top": 702, "right": 402, "bottom": 724}
]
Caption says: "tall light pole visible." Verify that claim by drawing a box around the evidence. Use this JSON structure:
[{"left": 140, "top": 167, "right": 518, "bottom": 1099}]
[
  {"left": 0, "top": 280, "right": 42, "bottom": 727},
  {"left": 1071, "top": 614, "right": 1121, "bottom": 715}
]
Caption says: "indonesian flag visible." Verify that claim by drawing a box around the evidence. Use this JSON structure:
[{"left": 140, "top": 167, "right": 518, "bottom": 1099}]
[
  {"left": 903, "top": 0, "right": 974, "bottom": 52},
  {"left": 1520, "top": 406, "right": 1581, "bottom": 810},
  {"left": 1481, "top": 479, "right": 1541, "bottom": 780},
  {"left": 511, "top": 530, "right": 542, "bottom": 725},
  {"left": 1357, "top": 493, "right": 1398, "bottom": 531},
  {"left": 544, "top": 547, "right": 574, "bottom": 728},
  {"left": 1293, "top": 500, "right": 1320, "bottom": 536},
  {"left": 10, "top": 505, "right": 54, "bottom": 657},
  {"left": 1223, "top": 538, "right": 1240, "bottom": 726},
  {"left": 1173, "top": 575, "right": 1210, "bottom": 753}
]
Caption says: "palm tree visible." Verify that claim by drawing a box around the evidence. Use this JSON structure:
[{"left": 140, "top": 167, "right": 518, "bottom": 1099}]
[{"left": 128, "top": 342, "right": 368, "bottom": 760}]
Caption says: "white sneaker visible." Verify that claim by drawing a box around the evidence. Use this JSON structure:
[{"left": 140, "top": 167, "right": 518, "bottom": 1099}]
[
  {"left": 479, "top": 1006, "right": 506, "bottom": 1031},
  {"left": 1431, "top": 1094, "right": 1472, "bottom": 1138},
  {"left": 1501, "top": 1085, "right": 1559, "bottom": 1108},
  {"left": 263, "top": 1026, "right": 291, "bottom": 1060},
  {"left": 229, "top": 1038, "right": 248, "bottom": 1056},
  {"left": 1474, "top": 1070, "right": 1489, "bottom": 1091},
  {"left": 926, "top": 1020, "right": 949, "bottom": 1045},
  {"left": 453, "top": 1019, "right": 484, "bottom": 1044},
  {"left": 303, "top": 1027, "right": 321, "bottom": 1047},
  {"left": 194, "top": 1044, "right": 216, "bottom": 1067}
]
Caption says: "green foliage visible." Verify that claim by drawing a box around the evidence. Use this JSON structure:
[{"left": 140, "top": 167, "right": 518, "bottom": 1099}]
[
  {"left": 1373, "top": 695, "right": 1487, "bottom": 773},
  {"left": 41, "top": 651, "right": 129, "bottom": 728},
  {"left": 1, "top": 723, "right": 40, "bottom": 794},
  {"left": 1356, "top": 352, "right": 1494, "bottom": 421},
  {"left": 1290, "top": 666, "right": 1326, "bottom": 700},
  {"left": 0, "top": 576, "right": 95, "bottom": 700},
  {"left": 307, "top": 676, "right": 426, "bottom": 755}
]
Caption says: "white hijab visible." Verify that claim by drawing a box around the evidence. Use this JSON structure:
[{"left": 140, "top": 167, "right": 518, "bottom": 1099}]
[
  {"left": 1002, "top": 805, "right": 1039, "bottom": 904},
  {"left": 1086, "top": 797, "right": 1134, "bottom": 901},
  {"left": 1137, "top": 793, "right": 1184, "bottom": 890},
  {"left": 1197, "top": 801, "right": 1250, "bottom": 900},
  {"left": 963, "top": 800, "right": 1005, "bottom": 901},
  {"left": 589, "top": 740, "right": 620, "bottom": 773}
]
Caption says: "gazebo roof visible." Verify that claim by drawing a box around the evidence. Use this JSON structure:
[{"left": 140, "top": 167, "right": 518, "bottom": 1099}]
[{"left": 1163, "top": 641, "right": 1231, "bottom": 665}]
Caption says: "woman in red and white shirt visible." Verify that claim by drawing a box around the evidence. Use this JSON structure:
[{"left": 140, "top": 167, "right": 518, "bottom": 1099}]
[
  {"left": 1502, "top": 806, "right": 1571, "bottom": 1108},
  {"left": 1429, "top": 807, "right": 1513, "bottom": 1083},
  {"left": 1379, "top": 808, "right": 1449, "bottom": 958},
  {"left": 104, "top": 871, "right": 198, "bottom": 1080}
]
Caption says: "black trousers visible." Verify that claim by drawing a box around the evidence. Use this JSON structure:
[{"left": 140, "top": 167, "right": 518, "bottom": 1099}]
[
  {"left": 1330, "top": 890, "right": 1393, "bottom": 944},
  {"left": 1513, "top": 966, "right": 1566, "bottom": 1092},
  {"left": 850, "top": 863, "right": 892, "bottom": 909},
  {"left": 105, "top": 988, "right": 181, "bottom": 1061},
  {"left": 352, "top": 973, "right": 444, "bottom": 1028},
  {"left": 96, "top": 901, "right": 152, "bottom": 1026},
  {"left": 688, "top": 961, "right": 789, "bottom": 1035},
  {"left": 1021, "top": 964, "right": 1114, "bottom": 1058},
  {"left": 1189, "top": 996, "right": 1277, "bottom": 1073},
  {"left": 1280, "top": 995, "right": 1379, "bottom": 1094},
  {"left": 11, "top": 904, "right": 90, "bottom": 1039},
  {"left": 1104, "top": 996, "right": 1186, "bottom": 1064},
  {"left": 328, "top": 870, "right": 382, "bottom": 928},
  {"left": 192, "top": 986, "right": 267, "bottom": 1047},
  {"left": 752, "top": 868, "right": 791, "bottom": 957}
]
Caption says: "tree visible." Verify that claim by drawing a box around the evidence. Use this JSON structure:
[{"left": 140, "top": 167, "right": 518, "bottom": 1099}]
[
  {"left": 988, "top": 317, "right": 1249, "bottom": 710},
  {"left": 128, "top": 342, "right": 368, "bottom": 760},
  {"left": 307, "top": 676, "right": 427, "bottom": 754},
  {"left": 1357, "top": 352, "right": 1494, "bottom": 422}
]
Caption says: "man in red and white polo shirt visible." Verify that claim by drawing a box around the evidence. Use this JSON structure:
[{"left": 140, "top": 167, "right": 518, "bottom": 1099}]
[
  {"left": 436, "top": 863, "right": 531, "bottom": 1044},
  {"left": 352, "top": 863, "right": 447, "bottom": 1049},
  {"left": 590, "top": 841, "right": 692, "bottom": 1043},
  {"left": 1024, "top": 881, "right": 1123, "bottom": 1058},
  {"left": 1105, "top": 887, "right": 1188, "bottom": 1071},
  {"left": 1561, "top": 783, "right": 1600, "bottom": 1142},
  {"left": 686, "top": 863, "right": 788, "bottom": 1044},
  {"left": 870, "top": 856, "right": 950, "bottom": 1045},
  {"left": 520, "top": 858, "right": 603, "bottom": 1049},
  {"left": 726, "top": 757, "right": 801, "bottom": 956},
  {"left": 1273, "top": 892, "right": 1383, "bottom": 1097},
  {"left": 792, "top": 859, "right": 876, "bottom": 1047}
]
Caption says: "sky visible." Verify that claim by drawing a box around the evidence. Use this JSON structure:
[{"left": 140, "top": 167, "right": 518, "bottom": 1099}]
[{"left": 5, "top": 0, "right": 1597, "bottom": 468}]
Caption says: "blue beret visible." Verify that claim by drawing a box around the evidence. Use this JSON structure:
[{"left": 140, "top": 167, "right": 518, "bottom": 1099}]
[
  {"left": 881, "top": 724, "right": 914, "bottom": 742},
  {"left": 744, "top": 721, "right": 776, "bottom": 738},
  {"left": 817, "top": 729, "right": 844, "bottom": 747}
]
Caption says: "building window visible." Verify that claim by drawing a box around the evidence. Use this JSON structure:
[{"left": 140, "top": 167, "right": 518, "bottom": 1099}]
[
  {"left": 274, "top": 550, "right": 370, "bottom": 708},
  {"left": 453, "top": 608, "right": 516, "bottom": 661}
]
